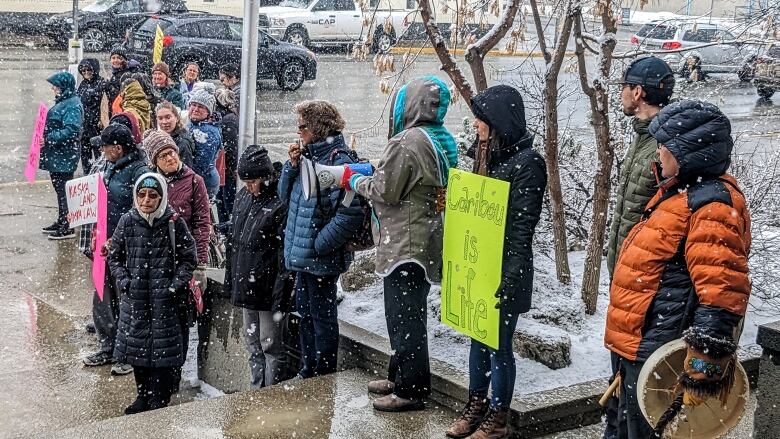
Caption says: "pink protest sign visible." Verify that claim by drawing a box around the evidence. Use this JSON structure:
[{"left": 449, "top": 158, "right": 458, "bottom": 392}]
[
  {"left": 92, "top": 174, "right": 108, "bottom": 301},
  {"left": 24, "top": 103, "right": 48, "bottom": 183}
]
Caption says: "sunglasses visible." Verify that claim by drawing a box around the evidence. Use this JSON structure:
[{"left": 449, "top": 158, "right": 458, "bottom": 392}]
[
  {"left": 137, "top": 192, "right": 160, "bottom": 200},
  {"left": 298, "top": 124, "right": 308, "bottom": 130}
]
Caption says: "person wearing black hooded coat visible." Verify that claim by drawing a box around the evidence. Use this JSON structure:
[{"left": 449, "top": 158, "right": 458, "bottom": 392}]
[
  {"left": 223, "top": 146, "right": 294, "bottom": 389},
  {"left": 77, "top": 58, "right": 107, "bottom": 172},
  {"left": 446, "top": 85, "right": 547, "bottom": 439}
]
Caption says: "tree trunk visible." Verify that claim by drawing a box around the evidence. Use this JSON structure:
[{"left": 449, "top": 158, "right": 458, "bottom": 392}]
[
  {"left": 574, "top": 2, "right": 617, "bottom": 315},
  {"left": 580, "top": 99, "right": 614, "bottom": 314},
  {"left": 543, "top": 79, "right": 572, "bottom": 284}
]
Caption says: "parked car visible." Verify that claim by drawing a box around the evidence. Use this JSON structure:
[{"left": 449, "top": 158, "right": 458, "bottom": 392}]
[
  {"left": 45, "top": 0, "right": 188, "bottom": 52},
  {"left": 752, "top": 43, "right": 780, "bottom": 99},
  {"left": 126, "top": 13, "right": 317, "bottom": 91},
  {"left": 631, "top": 20, "right": 759, "bottom": 81},
  {"left": 259, "top": 0, "right": 410, "bottom": 53}
]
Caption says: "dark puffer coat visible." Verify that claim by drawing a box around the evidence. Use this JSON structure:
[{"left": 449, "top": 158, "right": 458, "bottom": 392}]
[
  {"left": 105, "top": 148, "right": 149, "bottom": 236},
  {"left": 606, "top": 100, "right": 750, "bottom": 362},
  {"left": 468, "top": 85, "right": 547, "bottom": 315},
  {"left": 40, "top": 72, "right": 83, "bottom": 173},
  {"left": 278, "top": 133, "right": 364, "bottom": 276},
  {"left": 109, "top": 176, "right": 197, "bottom": 368},
  {"left": 225, "top": 183, "right": 294, "bottom": 312},
  {"left": 77, "top": 58, "right": 107, "bottom": 139}
]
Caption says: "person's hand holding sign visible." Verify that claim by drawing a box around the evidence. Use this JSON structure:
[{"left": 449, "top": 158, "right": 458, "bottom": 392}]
[{"left": 100, "top": 239, "right": 112, "bottom": 258}]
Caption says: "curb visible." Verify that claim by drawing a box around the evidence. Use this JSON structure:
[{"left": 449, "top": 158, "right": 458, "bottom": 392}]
[
  {"left": 0, "top": 179, "right": 50, "bottom": 188},
  {"left": 388, "top": 46, "right": 576, "bottom": 57}
]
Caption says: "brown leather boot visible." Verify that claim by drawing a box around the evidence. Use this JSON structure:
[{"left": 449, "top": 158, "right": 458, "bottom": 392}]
[
  {"left": 367, "top": 379, "right": 395, "bottom": 395},
  {"left": 468, "top": 408, "right": 510, "bottom": 439},
  {"left": 372, "top": 394, "right": 425, "bottom": 412},
  {"left": 445, "top": 394, "right": 489, "bottom": 438}
]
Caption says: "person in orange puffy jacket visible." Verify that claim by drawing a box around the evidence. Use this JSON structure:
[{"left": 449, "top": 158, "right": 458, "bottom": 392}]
[{"left": 604, "top": 99, "right": 751, "bottom": 439}]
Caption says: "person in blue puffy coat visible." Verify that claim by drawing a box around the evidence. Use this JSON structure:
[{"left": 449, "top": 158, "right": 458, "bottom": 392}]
[
  {"left": 278, "top": 100, "right": 363, "bottom": 379},
  {"left": 40, "top": 71, "right": 84, "bottom": 240},
  {"left": 187, "top": 88, "right": 222, "bottom": 199}
]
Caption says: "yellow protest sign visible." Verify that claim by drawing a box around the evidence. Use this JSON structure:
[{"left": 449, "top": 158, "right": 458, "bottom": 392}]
[
  {"left": 153, "top": 24, "right": 164, "bottom": 64},
  {"left": 441, "top": 169, "right": 509, "bottom": 350}
]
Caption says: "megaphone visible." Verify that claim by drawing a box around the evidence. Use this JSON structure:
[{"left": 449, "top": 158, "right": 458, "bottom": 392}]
[
  {"left": 637, "top": 338, "right": 749, "bottom": 438},
  {"left": 300, "top": 156, "right": 373, "bottom": 207}
]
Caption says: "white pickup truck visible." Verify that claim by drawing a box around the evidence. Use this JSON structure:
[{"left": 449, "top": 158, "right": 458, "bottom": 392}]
[{"left": 259, "top": 0, "right": 412, "bottom": 53}]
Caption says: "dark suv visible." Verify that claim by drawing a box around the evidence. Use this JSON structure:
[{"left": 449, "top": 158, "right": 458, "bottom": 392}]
[
  {"left": 125, "top": 14, "right": 317, "bottom": 91},
  {"left": 45, "top": 0, "right": 188, "bottom": 52}
]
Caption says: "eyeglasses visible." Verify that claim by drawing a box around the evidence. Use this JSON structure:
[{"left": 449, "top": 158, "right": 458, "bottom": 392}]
[
  {"left": 298, "top": 124, "right": 308, "bottom": 130},
  {"left": 158, "top": 149, "right": 178, "bottom": 160},
  {"left": 137, "top": 192, "right": 160, "bottom": 200}
]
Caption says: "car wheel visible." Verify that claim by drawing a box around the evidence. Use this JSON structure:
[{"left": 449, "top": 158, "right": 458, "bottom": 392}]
[
  {"left": 737, "top": 60, "right": 756, "bottom": 82},
  {"left": 373, "top": 30, "right": 396, "bottom": 54},
  {"left": 277, "top": 59, "right": 305, "bottom": 91},
  {"left": 757, "top": 86, "right": 775, "bottom": 100},
  {"left": 285, "top": 28, "right": 308, "bottom": 47},
  {"left": 82, "top": 28, "right": 106, "bottom": 52}
]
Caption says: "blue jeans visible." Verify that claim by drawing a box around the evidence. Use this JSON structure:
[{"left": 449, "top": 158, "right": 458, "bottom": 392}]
[
  {"left": 468, "top": 308, "right": 519, "bottom": 409},
  {"left": 203, "top": 168, "right": 220, "bottom": 201},
  {"left": 295, "top": 272, "right": 339, "bottom": 378}
]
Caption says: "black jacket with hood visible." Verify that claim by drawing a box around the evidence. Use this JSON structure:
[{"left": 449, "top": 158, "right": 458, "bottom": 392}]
[
  {"left": 224, "top": 177, "right": 294, "bottom": 312},
  {"left": 77, "top": 58, "right": 107, "bottom": 139},
  {"left": 110, "top": 173, "right": 197, "bottom": 368},
  {"left": 467, "top": 85, "right": 548, "bottom": 316}
]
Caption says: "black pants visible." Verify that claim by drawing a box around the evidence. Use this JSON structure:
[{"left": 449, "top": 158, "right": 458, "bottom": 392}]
[
  {"left": 384, "top": 262, "right": 431, "bottom": 400},
  {"left": 133, "top": 366, "right": 178, "bottom": 410},
  {"left": 93, "top": 270, "right": 120, "bottom": 355},
  {"left": 216, "top": 173, "right": 237, "bottom": 223},
  {"left": 603, "top": 352, "right": 654, "bottom": 439},
  {"left": 50, "top": 172, "right": 73, "bottom": 230},
  {"left": 80, "top": 135, "right": 100, "bottom": 173}
]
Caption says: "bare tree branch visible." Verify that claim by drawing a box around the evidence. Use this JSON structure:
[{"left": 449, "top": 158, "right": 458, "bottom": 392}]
[
  {"left": 417, "top": 0, "right": 475, "bottom": 102},
  {"left": 573, "top": 14, "right": 594, "bottom": 98},
  {"left": 529, "top": 0, "right": 551, "bottom": 64},
  {"left": 466, "top": 0, "right": 522, "bottom": 91}
]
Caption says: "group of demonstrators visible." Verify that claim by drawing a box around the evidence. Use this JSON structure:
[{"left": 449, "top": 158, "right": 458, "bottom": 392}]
[{"left": 37, "top": 51, "right": 750, "bottom": 439}]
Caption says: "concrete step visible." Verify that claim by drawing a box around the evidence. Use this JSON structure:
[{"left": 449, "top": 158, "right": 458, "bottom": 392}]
[{"left": 32, "top": 368, "right": 457, "bottom": 439}]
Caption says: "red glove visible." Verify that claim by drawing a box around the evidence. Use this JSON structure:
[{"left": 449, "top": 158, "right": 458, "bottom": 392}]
[{"left": 341, "top": 165, "right": 358, "bottom": 189}]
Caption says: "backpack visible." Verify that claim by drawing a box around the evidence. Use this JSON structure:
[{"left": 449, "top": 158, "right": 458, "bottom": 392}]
[{"left": 315, "top": 148, "right": 375, "bottom": 252}]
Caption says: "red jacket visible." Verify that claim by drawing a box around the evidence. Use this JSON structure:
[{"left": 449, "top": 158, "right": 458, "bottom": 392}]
[{"left": 163, "top": 165, "right": 211, "bottom": 264}]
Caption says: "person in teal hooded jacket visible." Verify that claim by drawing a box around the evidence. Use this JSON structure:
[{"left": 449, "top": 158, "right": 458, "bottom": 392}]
[
  {"left": 344, "top": 76, "right": 458, "bottom": 412},
  {"left": 40, "top": 71, "right": 84, "bottom": 240}
]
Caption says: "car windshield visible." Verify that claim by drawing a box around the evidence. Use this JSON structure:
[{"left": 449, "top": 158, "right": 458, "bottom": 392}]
[
  {"left": 636, "top": 23, "right": 678, "bottom": 40},
  {"left": 279, "top": 0, "right": 312, "bottom": 8},
  {"left": 83, "top": 0, "right": 118, "bottom": 13}
]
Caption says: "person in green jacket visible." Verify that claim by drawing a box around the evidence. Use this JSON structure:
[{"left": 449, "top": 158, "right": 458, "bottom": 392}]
[
  {"left": 40, "top": 71, "right": 84, "bottom": 240},
  {"left": 606, "top": 57, "right": 675, "bottom": 277},
  {"left": 151, "top": 62, "right": 184, "bottom": 110}
]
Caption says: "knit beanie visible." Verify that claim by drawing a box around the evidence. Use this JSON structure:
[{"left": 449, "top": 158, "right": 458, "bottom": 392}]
[
  {"left": 215, "top": 87, "right": 237, "bottom": 111},
  {"left": 136, "top": 175, "right": 164, "bottom": 197},
  {"left": 238, "top": 145, "right": 275, "bottom": 180},
  {"left": 152, "top": 62, "right": 171, "bottom": 79},
  {"left": 219, "top": 63, "right": 240, "bottom": 78},
  {"left": 110, "top": 44, "right": 127, "bottom": 61},
  {"left": 142, "top": 129, "right": 179, "bottom": 165},
  {"left": 188, "top": 88, "right": 216, "bottom": 115},
  {"left": 100, "top": 123, "right": 135, "bottom": 150}
]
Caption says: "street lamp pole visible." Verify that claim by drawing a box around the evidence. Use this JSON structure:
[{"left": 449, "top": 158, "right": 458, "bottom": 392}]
[
  {"left": 72, "top": 0, "right": 79, "bottom": 41},
  {"left": 238, "top": 0, "right": 260, "bottom": 159}
]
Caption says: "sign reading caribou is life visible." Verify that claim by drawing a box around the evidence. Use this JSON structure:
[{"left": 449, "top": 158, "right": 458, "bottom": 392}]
[
  {"left": 441, "top": 169, "right": 509, "bottom": 350},
  {"left": 65, "top": 174, "right": 101, "bottom": 228}
]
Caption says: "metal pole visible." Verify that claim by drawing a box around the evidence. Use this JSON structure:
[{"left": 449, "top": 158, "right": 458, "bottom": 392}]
[
  {"left": 238, "top": 0, "right": 260, "bottom": 159},
  {"left": 709, "top": 0, "right": 715, "bottom": 23},
  {"left": 72, "top": 0, "right": 78, "bottom": 40}
]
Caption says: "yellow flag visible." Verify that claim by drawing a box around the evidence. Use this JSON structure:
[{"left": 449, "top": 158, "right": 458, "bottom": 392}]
[{"left": 153, "top": 24, "right": 164, "bottom": 64}]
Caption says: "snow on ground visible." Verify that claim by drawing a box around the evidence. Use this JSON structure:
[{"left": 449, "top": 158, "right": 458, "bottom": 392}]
[
  {"left": 182, "top": 327, "right": 226, "bottom": 400},
  {"left": 339, "top": 251, "right": 777, "bottom": 397}
]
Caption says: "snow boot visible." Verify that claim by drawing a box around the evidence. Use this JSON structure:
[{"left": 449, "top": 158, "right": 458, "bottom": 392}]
[
  {"left": 446, "top": 393, "right": 489, "bottom": 438},
  {"left": 124, "top": 397, "right": 148, "bottom": 415},
  {"left": 372, "top": 394, "right": 425, "bottom": 412},
  {"left": 468, "top": 408, "right": 510, "bottom": 439},
  {"left": 111, "top": 363, "right": 134, "bottom": 375},
  {"left": 83, "top": 351, "right": 115, "bottom": 367},
  {"left": 41, "top": 222, "right": 59, "bottom": 234},
  {"left": 367, "top": 379, "right": 394, "bottom": 395}
]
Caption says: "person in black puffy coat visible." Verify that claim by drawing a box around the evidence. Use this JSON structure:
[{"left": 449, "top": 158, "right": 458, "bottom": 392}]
[
  {"left": 224, "top": 145, "right": 294, "bottom": 389},
  {"left": 109, "top": 172, "right": 197, "bottom": 415},
  {"left": 446, "top": 85, "right": 547, "bottom": 439}
]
